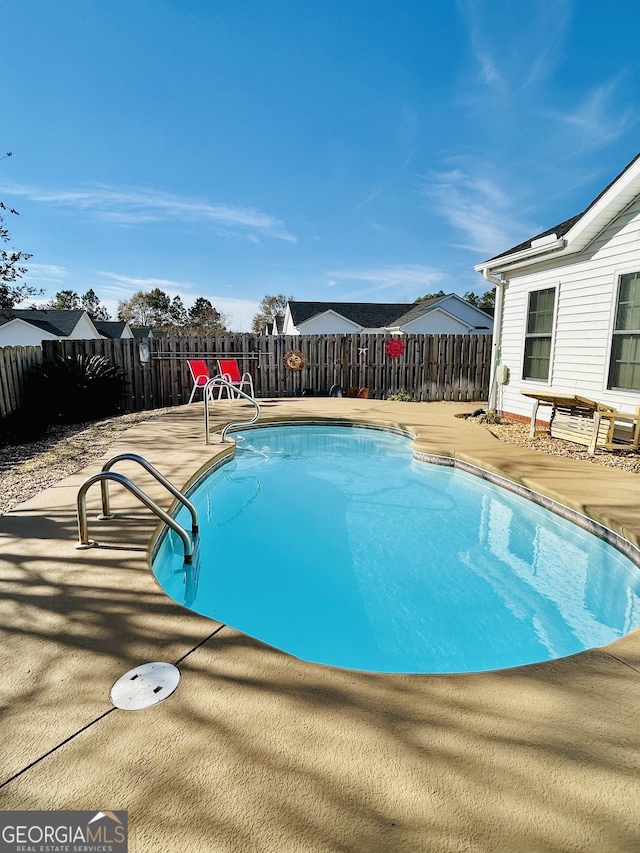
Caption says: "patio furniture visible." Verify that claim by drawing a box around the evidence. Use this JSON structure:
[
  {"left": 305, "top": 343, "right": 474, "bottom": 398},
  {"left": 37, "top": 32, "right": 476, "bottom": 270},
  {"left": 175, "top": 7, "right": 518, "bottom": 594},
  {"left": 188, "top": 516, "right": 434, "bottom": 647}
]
[
  {"left": 217, "top": 358, "right": 255, "bottom": 400},
  {"left": 521, "top": 391, "right": 640, "bottom": 455},
  {"left": 189, "top": 359, "right": 239, "bottom": 403},
  {"left": 187, "top": 359, "right": 216, "bottom": 404}
]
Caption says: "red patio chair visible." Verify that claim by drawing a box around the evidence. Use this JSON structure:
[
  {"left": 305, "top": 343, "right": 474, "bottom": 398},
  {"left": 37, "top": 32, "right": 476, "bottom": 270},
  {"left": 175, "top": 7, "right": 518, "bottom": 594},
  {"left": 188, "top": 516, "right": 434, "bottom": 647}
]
[
  {"left": 187, "top": 359, "right": 216, "bottom": 404},
  {"left": 217, "top": 358, "right": 255, "bottom": 400}
]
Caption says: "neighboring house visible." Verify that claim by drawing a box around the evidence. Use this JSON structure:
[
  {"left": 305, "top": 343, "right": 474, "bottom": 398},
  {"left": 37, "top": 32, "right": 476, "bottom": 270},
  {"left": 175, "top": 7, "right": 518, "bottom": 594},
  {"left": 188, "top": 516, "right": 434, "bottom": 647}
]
[
  {"left": 131, "top": 327, "right": 168, "bottom": 341},
  {"left": 475, "top": 151, "right": 640, "bottom": 422},
  {"left": 94, "top": 320, "right": 134, "bottom": 339},
  {"left": 281, "top": 296, "right": 493, "bottom": 336},
  {"left": 264, "top": 314, "right": 285, "bottom": 335},
  {"left": 0, "top": 308, "right": 101, "bottom": 347}
]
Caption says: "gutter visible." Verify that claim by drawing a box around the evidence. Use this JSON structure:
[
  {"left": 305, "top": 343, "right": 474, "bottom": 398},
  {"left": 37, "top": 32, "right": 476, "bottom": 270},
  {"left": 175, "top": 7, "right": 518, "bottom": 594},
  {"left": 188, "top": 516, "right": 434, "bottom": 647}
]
[
  {"left": 482, "top": 268, "right": 505, "bottom": 412},
  {"left": 476, "top": 236, "right": 565, "bottom": 411}
]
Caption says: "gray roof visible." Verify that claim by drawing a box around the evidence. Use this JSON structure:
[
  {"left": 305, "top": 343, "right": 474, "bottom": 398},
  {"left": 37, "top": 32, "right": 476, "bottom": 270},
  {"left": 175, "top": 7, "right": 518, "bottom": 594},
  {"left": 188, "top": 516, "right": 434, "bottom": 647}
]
[
  {"left": 486, "top": 150, "right": 640, "bottom": 263},
  {"left": 132, "top": 326, "right": 152, "bottom": 339},
  {"left": 289, "top": 298, "right": 446, "bottom": 330},
  {"left": 94, "top": 320, "right": 126, "bottom": 339},
  {"left": 0, "top": 308, "right": 86, "bottom": 336},
  {"left": 131, "top": 326, "right": 168, "bottom": 340}
]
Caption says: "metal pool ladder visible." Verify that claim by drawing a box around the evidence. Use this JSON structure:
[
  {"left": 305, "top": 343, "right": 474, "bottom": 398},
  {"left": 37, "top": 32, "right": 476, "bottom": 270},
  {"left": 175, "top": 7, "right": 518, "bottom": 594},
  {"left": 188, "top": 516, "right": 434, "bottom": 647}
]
[
  {"left": 203, "top": 376, "right": 260, "bottom": 444},
  {"left": 76, "top": 453, "right": 198, "bottom": 563}
]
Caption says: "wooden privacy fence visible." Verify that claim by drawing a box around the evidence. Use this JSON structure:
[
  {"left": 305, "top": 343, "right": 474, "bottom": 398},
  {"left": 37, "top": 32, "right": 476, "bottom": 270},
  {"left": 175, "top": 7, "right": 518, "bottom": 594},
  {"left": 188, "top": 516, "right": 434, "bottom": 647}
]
[
  {"left": 40, "top": 333, "right": 492, "bottom": 412},
  {"left": 0, "top": 345, "right": 43, "bottom": 417}
]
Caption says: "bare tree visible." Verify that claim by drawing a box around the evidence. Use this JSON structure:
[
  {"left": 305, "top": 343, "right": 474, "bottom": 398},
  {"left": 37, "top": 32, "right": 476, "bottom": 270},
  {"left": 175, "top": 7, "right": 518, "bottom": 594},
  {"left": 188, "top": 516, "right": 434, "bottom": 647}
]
[{"left": 251, "top": 294, "right": 291, "bottom": 332}]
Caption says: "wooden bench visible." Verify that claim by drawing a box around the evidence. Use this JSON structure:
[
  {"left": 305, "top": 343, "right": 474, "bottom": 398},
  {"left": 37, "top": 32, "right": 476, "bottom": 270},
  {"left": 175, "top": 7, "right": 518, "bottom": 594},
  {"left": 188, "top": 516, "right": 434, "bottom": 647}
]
[{"left": 521, "top": 391, "right": 640, "bottom": 456}]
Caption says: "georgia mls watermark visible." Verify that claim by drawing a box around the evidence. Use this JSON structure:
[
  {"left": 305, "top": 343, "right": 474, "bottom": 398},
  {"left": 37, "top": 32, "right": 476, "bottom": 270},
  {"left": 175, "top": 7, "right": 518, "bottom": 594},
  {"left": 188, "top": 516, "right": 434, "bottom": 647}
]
[{"left": 0, "top": 811, "right": 127, "bottom": 853}]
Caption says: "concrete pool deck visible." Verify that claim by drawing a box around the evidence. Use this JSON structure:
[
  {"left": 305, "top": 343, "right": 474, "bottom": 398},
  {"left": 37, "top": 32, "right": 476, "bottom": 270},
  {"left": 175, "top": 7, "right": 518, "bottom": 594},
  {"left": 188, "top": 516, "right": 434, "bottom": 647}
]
[{"left": 1, "top": 398, "right": 639, "bottom": 852}]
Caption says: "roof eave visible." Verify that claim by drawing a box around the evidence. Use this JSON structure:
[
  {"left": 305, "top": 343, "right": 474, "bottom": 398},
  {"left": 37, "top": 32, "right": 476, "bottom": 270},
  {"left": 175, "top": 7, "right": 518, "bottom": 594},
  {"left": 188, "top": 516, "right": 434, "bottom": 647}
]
[
  {"left": 475, "top": 237, "right": 567, "bottom": 276},
  {"left": 561, "top": 164, "right": 640, "bottom": 255}
]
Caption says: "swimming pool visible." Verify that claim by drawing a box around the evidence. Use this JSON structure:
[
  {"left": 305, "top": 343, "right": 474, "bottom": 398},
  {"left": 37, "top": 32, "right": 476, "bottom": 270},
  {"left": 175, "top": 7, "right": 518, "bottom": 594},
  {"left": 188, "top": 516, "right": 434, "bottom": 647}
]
[{"left": 152, "top": 424, "right": 640, "bottom": 674}]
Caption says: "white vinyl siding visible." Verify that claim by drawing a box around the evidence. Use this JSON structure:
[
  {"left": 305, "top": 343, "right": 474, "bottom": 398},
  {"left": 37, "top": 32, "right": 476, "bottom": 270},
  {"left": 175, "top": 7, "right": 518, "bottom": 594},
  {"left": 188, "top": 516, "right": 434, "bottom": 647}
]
[
  {"left": 0, "top": 319, "right": 58, "bottom": 347},
  {"left": 495, "top": 195, "right": 640, "bottom": 419},
  {"left": 69, "top": 313, "right": 101, "bottom": 339},
  {"left": 402, "top": 308, "right": 471, "bottom": 334},
  {"left": 296, "top": 312, "right": 362, "bottom": 334}
]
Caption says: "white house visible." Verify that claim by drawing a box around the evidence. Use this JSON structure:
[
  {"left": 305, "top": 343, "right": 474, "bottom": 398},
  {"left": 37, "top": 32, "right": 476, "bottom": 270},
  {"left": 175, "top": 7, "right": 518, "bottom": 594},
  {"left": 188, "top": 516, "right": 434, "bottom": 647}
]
[
  {"left": 281, "top": 296, "right": 493, "bottom": 336},
  {"left": 0, "top": 309, "right": 102, "bottom": 347},
  {"left": 475, "top": 151, "right": 640, "bottom": 423}
]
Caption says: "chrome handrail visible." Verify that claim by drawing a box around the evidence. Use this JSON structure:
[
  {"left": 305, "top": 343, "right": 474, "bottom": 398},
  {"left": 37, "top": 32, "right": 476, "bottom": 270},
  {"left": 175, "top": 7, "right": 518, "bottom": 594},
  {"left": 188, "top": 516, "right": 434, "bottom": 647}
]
[
  {"left": 76, "top": 471, "right": 194, "bottom": 563},
  {"left": 99, "top": 452, "right": 198, "bottom": 534},
  {"left": 203, "top": 377, "right": 260, "bottom": 444}
]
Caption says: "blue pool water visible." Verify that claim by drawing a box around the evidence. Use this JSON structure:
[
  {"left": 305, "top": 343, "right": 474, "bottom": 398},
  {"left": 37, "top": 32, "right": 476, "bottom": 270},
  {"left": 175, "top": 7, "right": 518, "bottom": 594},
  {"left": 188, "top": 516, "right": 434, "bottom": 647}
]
[{"left": 152, "top": 425, "right": 640, "bottom": 673}]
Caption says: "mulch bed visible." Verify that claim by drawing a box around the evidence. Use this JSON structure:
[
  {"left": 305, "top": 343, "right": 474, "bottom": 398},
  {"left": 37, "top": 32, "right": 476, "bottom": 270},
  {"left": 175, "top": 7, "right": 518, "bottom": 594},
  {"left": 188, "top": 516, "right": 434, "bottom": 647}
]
[
  {"left": 0, "top": 409, "right": 177, "bottom": 516},
  {"left": 471, "top": 417, "right": 640, "bottom": 474}
]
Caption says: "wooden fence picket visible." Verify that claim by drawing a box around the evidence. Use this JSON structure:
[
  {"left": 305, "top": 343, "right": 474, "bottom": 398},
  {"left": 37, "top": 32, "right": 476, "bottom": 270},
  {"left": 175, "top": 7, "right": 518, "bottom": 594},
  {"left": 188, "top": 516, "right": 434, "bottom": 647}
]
[{"left": 0, "top": 346, "right": 43, "bottom": 417}]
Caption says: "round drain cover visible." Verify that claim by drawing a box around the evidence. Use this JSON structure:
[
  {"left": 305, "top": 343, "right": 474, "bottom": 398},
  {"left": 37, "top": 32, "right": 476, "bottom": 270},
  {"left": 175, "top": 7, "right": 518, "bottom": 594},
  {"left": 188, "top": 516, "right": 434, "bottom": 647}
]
[{"left": 110, "top": 662, "right": 181, "bottom": 710}]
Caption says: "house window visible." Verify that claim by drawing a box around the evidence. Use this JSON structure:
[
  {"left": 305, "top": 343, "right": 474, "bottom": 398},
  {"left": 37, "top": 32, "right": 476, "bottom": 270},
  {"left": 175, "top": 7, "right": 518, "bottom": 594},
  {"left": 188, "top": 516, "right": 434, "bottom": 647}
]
[
  {"left": 609, "top": 272, "right": 640, "bottom": 392},
  {"left": 523, "top": 287, "right": 556, "bottom": 381}
]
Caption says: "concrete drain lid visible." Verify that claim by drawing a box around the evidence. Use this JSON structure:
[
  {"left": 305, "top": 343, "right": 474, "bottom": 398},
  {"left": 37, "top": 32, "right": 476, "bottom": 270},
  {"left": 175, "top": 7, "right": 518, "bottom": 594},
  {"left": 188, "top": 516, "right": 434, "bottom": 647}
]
[{"left": 110, "top": 662, "right": 181, "bottom": 710}]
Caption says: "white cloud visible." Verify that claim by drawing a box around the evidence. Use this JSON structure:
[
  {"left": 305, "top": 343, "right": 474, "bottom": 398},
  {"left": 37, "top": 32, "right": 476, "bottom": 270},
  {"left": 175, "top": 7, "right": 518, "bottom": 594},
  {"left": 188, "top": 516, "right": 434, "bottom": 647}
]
[
  {"left": 546, "top": 79, "right": 634, "bottom": 150},
  {"left": 94, "top": 271, "right": 258, "bottom": 331},
  {"left": 457, "top": 0, "right": 505, "bottom": 89},
  {"left": 353, "top": 187, "right": 383, "bottom": 212},
  {"left": 325, "top": 264, "right": 446, "bottom": 299},
  {"left": 208, "top": 296, "right": 261, "bottom": 332},
  {"left": 96, "top": 271, "right": 197, "bottom": 297},
  {"left": 24, "top": 263, "right": 68, "bottom": 283},
  {"left": 0, "top": 181, "right": 296, "bottom": 243},
  {"left": 457, "top": 0, "right": 572, "bottom": 92},
  {"left": 420, "top": 167, "right": 532, "bottom": 256}
]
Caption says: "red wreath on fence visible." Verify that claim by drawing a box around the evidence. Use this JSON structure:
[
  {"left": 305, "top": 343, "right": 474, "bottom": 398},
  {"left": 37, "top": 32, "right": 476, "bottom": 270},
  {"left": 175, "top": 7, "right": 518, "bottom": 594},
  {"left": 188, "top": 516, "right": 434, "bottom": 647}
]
[{"left": 385, "top": 338, "right": 405, "bottom": 358}]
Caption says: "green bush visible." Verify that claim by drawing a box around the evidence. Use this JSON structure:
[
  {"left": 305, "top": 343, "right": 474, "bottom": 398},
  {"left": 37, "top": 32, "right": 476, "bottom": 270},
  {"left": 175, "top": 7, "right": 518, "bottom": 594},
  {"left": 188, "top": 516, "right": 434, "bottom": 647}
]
[
  {"left": 477, "top": 409, "right": 501, "bottom": 424},
  {"left": 27, "top": 354, "right": 127, "bottom": 424},
  {"left": 387, "top": 391, "right": 416, "bottom": 402}
]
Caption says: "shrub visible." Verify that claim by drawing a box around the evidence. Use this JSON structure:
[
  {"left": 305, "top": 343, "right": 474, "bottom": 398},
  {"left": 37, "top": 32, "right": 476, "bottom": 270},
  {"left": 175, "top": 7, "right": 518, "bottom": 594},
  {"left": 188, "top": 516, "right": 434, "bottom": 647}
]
[
  {"left": 387, "top": 391, "right": 416, "bottom": 402},
  {"left": 27, "top": 354, "right": 127, "bottom": 424},
  {"left": 477, "top": 409, "right": 501, "bottom": 424}
]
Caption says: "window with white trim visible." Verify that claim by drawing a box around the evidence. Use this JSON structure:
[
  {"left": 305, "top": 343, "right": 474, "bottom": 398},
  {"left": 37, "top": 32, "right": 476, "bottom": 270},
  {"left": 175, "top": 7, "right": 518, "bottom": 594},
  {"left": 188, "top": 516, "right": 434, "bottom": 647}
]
[
  {"left": 523, "top": 287, "right": 555, "bottom": 381},
  {"left": 609, "top": 271, "right": 640, "bottom": 392}
]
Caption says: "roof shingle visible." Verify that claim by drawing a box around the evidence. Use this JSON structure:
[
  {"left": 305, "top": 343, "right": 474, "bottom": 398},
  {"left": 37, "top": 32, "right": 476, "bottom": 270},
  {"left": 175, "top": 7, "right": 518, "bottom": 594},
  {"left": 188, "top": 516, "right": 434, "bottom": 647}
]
[{"left": 0, "top": 308, "right": 86, "bottom": 336}]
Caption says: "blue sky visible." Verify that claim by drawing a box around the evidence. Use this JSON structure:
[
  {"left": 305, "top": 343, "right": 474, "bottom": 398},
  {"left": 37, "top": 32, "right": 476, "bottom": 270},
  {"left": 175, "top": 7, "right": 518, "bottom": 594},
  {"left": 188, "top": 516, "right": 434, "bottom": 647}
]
[{"left": 2, "top": 0, "right": 639, "bottom": 330}]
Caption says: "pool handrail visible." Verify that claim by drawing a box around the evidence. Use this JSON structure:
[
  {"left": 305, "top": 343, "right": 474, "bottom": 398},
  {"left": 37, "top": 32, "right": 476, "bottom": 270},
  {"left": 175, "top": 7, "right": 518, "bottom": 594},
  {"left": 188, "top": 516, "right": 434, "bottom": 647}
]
[
  {"left": 98, "top": 452, "right": 199, "bottom": 534},
  {"left": 76, "top": 471, "right": 195, "bottom": 563},
  {"left": 203, "top": 376, "right": 260, "bottom": 444}
]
